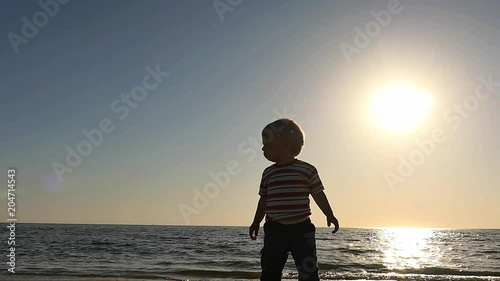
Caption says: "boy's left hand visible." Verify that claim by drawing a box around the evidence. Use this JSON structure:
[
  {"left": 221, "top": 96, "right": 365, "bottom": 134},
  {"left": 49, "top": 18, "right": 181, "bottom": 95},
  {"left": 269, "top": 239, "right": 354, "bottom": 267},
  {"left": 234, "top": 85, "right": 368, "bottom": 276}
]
[
  {"left": 327, "top": 215, "right": 339, "bottom": 234},
  {"left": 249, "top": 222, "right": 260, "bottom": 240}
]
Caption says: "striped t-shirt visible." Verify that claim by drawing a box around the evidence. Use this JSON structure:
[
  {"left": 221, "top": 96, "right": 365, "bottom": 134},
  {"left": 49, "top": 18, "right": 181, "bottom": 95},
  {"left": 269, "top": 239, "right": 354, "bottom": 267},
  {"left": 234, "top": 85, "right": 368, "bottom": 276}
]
[{"left": 259, "top": 159, "right": 325, "bottom": 224}]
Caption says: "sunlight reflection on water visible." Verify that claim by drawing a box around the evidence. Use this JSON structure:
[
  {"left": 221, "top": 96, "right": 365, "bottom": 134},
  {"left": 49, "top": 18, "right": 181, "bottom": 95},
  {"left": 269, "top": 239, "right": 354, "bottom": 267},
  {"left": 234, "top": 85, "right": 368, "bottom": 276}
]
[{"left": 379, "top": 228, "right": 442, "bottom": 270}]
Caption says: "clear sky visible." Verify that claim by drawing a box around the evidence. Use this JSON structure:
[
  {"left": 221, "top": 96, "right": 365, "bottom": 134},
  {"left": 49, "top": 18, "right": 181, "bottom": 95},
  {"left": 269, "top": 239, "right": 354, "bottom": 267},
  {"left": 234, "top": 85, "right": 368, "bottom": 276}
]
[{"left": 1, "top": 0, "right": 498, "bottom": 228}]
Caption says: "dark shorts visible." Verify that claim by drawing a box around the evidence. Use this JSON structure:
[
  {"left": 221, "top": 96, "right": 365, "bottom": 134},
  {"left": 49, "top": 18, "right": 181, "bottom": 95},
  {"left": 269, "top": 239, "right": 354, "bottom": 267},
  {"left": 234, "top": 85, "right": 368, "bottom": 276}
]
[{"left": 260, "top": 218, "right": 319, "bottom": 281}]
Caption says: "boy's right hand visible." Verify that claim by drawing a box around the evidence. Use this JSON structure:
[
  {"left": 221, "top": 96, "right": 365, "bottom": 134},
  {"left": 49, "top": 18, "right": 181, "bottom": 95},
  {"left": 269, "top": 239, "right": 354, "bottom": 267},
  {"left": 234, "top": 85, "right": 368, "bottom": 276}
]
[
  {"left": 327, "top": 215, "right": 340, "bottom": 234},
  {"left": 249, "top": 222, "right": 259, "bottom": 240}
]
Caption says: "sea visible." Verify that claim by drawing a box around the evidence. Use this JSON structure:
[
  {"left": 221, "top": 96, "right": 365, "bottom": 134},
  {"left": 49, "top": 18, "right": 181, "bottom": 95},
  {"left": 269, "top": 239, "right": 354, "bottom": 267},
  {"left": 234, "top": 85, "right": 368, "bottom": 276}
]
[{"left": 1, "top": 223, "right": 499, "bottom": 280}]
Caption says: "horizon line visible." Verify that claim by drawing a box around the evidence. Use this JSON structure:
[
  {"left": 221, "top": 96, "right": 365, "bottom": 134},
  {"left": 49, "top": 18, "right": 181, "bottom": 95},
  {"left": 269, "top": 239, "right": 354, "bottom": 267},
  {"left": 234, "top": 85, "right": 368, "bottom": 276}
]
[{"left": 2, "top": 221, "right": 499, "bottom": 230}]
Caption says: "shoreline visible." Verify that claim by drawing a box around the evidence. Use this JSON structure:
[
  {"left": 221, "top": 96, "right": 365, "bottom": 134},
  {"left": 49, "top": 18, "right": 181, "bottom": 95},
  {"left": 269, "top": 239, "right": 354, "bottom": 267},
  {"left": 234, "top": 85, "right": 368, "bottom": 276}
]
[
  {"left": 0, "top": 275, "right": 268, "bottom": 281},
  {"left": 0, "top": 277, "right": 187, "bottom": 281}
]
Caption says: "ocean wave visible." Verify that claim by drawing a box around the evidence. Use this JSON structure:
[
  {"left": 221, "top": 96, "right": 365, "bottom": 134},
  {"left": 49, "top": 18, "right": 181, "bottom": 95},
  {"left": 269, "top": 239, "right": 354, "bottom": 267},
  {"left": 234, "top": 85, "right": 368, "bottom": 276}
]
[
  {"left": 175, "top": 268, "right": 260, "bottom": 279},
  {"left": 480, "top": 250, "right": 500, "bottom": 254},
  {"left": 334, "top": 247, "right": 380, "bottom": 255},
  {"left": 10, "top": 271, "right": 169, "bottom": 280},
  {"left": 91, "top": 241, "right": 115, "bottom": 245},
  {"left": 8, "top": 268, "right": 500, "bottom": 281},
  {"left": 391, "top": 267, "right": 500, "bottom": 277},
  {"left": 155, "top": 261, "right": 173, "bottom": 265},
  {"left": 283, "top": 271, "right": 500, "bottom": 281}
]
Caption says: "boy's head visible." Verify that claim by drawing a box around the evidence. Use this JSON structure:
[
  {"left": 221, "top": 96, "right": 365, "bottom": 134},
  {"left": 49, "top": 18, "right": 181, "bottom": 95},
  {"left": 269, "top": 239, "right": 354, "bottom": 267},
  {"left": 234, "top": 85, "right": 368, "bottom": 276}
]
[{"left": 261, "top": 119, "right": 305, "bottom": 162}]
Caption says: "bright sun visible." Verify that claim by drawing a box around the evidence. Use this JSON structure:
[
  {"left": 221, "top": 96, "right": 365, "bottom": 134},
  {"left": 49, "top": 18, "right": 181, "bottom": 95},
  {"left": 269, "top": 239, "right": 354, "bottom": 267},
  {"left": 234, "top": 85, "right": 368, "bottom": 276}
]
[{"left": 371, "top": 84, "right": 434, "bottom": 132}]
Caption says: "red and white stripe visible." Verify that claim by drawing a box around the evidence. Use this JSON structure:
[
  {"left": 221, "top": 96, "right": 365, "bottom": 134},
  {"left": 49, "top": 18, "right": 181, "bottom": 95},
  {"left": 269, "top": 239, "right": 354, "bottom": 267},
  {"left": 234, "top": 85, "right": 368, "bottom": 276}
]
[{"left": 259, "top": 160, "right": 324, "bottom": 224}]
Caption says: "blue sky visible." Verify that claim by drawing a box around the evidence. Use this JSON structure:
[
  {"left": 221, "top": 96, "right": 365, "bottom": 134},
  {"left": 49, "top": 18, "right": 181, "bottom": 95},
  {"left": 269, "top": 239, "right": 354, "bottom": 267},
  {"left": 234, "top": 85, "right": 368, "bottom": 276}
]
[{"left": 1, "top": 0, "right": 498, "bottom": 227}]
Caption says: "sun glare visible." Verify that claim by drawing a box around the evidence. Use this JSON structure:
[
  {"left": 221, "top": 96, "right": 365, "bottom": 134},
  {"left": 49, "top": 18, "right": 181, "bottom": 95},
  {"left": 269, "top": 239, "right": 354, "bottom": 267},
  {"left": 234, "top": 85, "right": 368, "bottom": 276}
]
[
  {"left": 371, "top": 84, "right": 434, "bottom": 132},
  {"left": 380, "top": 228, "right": 440, "bottom": 270}
]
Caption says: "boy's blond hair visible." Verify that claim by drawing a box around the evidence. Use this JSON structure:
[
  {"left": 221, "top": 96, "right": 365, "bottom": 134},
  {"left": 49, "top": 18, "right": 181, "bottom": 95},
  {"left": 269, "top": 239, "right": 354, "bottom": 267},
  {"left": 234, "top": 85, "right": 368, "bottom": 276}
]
[{"left": 262, "top": 119, "right": 305, "bottom": 156}]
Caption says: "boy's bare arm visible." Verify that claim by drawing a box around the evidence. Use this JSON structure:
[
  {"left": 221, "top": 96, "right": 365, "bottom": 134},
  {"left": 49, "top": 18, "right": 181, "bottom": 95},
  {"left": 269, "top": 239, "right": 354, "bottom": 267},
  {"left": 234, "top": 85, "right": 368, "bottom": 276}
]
[
  {"left": 252, "top": 196, "right": 267, "bottom": 224},
  {"left": 312, "top": 191, "right": 334, "bottom": 217},
  {"left": 249, "top": 196, "right": 266, "bottom": 240},
  {"left": 312, "top": 190, "right": 340, "bottom": 233}
]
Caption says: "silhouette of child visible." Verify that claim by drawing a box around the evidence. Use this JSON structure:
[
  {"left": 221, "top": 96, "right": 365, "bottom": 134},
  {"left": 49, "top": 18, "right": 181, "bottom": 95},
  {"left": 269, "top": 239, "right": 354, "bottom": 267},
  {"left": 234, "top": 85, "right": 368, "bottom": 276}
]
[{"left": 249, "top": 118, "right": 339, "bottom": 281}]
